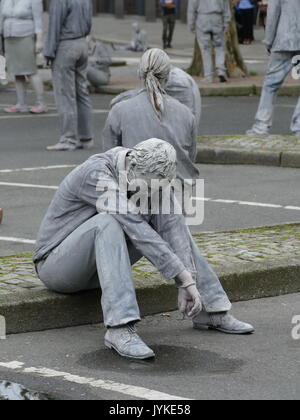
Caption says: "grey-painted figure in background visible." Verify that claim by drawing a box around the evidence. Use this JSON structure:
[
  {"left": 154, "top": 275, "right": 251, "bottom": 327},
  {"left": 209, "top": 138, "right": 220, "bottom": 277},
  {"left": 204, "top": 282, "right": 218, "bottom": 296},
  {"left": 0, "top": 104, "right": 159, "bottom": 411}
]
[
  {"left": 112, "top": 22, "right": 148, "bottom": 52},
  {"left": 102, "top": 49, "right": 200, "bottom": 182},
  {"left": 247, "top": 0, "right": 300, "bottom": 136},
  {"left": 44, "top": 0, "right": 94, "bottom": 151},
  {"left": 34, "top": 139, "right": 254, "bottom": 360},
  {"left": 188, "top": 0, "right": 231, "bottom": 83},
  {"left": 0, "top": 0, "right": 47, "bottom": 113},
  {"left": 110, "top": 66, "right": 202, "bottom": 135},
  {"left": 87, "top": 37, "right": 112, "bottom": 88}
]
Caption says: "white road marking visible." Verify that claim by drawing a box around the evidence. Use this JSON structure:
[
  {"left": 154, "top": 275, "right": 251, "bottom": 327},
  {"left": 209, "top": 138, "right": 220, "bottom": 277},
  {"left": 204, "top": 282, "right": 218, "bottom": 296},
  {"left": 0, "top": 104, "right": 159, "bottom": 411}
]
[
  {"left": 0, "top": 109, "right": 108, "bottom": 119},
  {"left": 0, "top": 165, "right": 76, "bottom": 174},
  {"left": 0, "top": 182, "right": 58, "bottom": 190},
  {"left": 0, "top": 361, "right": 190, "bottom": 400},
  {"left": 193, "top": 197, "right": 300, "bottom": 211},
  {"left": 0, "top": 236, "right": 36, "bottom": 244},
  {"left": 0, "top": 181, "right": 299, "bottom": 212}
]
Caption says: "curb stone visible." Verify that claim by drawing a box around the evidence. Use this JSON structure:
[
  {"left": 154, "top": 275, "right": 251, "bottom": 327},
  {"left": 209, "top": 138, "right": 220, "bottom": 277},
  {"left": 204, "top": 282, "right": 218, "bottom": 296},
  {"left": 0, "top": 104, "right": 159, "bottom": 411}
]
[{"left": 0, "top": 257, "right": 299, "bottom": 335}]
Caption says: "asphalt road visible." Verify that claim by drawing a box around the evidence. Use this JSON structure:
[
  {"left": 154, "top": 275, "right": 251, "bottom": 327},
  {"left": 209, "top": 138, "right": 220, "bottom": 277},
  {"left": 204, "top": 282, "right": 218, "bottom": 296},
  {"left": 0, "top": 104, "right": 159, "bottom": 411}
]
[
  {"left": 0, "top": 89, "right": 299, "bottom": 255},
  {"left": 0, "top": 294, "right": 299, "bottom": 400}
]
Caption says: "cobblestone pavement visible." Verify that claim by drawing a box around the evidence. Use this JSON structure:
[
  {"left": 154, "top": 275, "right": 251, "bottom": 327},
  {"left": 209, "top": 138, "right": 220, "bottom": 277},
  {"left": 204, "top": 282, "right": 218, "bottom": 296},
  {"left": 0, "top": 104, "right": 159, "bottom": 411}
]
[
  {"left": 199, "top": 135, "right": 300, "bottom": 151},
  {"left": 0, "top": 225, "right": 299, "bottom": 295}
]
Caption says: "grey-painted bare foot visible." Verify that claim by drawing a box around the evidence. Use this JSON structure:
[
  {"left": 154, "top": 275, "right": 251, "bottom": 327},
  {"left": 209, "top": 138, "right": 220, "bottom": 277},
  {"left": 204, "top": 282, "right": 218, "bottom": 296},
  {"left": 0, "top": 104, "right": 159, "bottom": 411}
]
[{"left": 105, "top": 325, "right": 155, "bottom": 360}]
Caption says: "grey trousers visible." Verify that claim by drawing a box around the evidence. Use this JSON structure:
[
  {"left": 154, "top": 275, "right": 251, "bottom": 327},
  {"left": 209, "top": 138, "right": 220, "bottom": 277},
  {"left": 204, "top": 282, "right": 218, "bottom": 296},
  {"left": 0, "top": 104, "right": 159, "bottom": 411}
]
[
  {"left": 37, "top": 214, "right": 231, "bottom": 328},
  {"left": 52, "top": 38, "right": 93, "bottom": 145},
  {"left": 196, "top": 14, "right": 226, "bottom": 79},
  {"left": 253, "top": 51, "right": 300, "bottom": 134}
]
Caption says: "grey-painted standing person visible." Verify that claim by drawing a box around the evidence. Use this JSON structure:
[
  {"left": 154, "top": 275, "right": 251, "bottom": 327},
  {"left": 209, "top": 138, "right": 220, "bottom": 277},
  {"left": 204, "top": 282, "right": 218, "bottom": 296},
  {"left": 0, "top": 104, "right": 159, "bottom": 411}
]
[
  {"left": 44, "top": 0, "right": 94, "bottom": 151},
  {"left": 247, "top": 0, "right": 300, "bottom": 136},
  {"left": 87, "top": 37, "right": 112, "bottom": 88},
  {"left": 188, "top": 0, "right": 231, "bottom": 83},
  {"left": 34, "top": 139, "right": 254, "bottom": 360},
  {"left": 102, "top": 49, "right": 199, "bottom": 182},
  {"left": 0, "top": 0, "right": 47, "bottom": 113},
  {"left": 110, "top": 66, "right": 202, "bottom": 135}
]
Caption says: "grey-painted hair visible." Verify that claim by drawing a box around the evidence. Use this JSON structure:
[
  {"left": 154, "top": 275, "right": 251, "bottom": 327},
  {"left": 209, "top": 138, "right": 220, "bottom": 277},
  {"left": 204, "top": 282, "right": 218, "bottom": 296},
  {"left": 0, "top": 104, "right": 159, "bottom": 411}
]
[
  {"left": 127, "top": 138, "right": 177, "bottom": 181},
  {"left": 139, "top": 48, "right": 171, "bottom": 119}
]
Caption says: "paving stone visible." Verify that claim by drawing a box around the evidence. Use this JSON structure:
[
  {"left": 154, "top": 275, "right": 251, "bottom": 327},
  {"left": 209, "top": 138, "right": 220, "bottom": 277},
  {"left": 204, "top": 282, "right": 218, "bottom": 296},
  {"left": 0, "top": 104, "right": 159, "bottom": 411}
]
[{"left": 0, "top": 224, "right": 299, "bottom": 295}]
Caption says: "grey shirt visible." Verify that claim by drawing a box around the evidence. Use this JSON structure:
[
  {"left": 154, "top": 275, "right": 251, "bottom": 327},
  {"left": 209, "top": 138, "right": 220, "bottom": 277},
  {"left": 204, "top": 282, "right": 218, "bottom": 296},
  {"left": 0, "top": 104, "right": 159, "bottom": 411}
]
[
  {"left": 103, "top": 91, "right": 200, "bottom": 182},
  {"left": 34, "top": 147, "right": 197, "bottom": 281},
  {"left": 0, "top": 0, "right": 43, "bottom": 38},
  {"left": 110, "top": 68, "right": 202, "bottom": 135},
  {"left": 44, "top": 0, "right": 93, "bottom": 59},
  {"left": 188, "top": 0, "right": 231, "bottom": 31},
  {"left": 264, "top": 0, "right": 300, "bottom": 52}
]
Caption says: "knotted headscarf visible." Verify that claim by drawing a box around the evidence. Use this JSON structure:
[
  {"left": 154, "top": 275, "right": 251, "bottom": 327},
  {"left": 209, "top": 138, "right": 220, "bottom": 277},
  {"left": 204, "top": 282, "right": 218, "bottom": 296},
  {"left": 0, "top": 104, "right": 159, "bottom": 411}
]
[{"left": 139, "top": 49, "right": 171, "bottom": 119}]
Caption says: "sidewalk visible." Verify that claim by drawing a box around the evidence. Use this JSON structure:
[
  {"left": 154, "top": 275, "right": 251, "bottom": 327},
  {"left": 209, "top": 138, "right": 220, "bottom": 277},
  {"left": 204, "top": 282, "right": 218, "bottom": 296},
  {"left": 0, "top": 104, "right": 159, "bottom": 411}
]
[
  {"left": 90, "top": 14, "right": 299, "bottom": 97},
  {"left": 1, "top": 224, "right": 299, "bottom": 334},
  {"left": 197, "top": 135, "right": 300, "bottom": 168},
  {"left": 27, "top": 14, "right": 298, "bottom": 98}
]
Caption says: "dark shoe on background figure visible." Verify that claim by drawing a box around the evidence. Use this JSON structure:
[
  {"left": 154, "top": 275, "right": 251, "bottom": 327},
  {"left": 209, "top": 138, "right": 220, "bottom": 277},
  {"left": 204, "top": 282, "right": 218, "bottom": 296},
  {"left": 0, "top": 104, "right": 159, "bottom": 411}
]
[{"left": 219, "top": 75, "right": 227, "bottom": 83}]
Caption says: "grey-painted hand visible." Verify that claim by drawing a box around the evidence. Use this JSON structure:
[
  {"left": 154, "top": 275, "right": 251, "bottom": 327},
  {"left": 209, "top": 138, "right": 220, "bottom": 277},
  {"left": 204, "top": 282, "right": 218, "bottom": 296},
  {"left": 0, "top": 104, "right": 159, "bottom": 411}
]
[{"left": 178, "top": 284, "right": 202, "bottom": 318}]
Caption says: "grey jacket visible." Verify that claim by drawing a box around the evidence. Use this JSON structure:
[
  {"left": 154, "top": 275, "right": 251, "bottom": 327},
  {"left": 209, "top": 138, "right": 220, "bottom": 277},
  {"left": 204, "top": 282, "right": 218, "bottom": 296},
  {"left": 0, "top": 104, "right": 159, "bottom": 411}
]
[
  {"left": 0, "top": 0, "right": 43, "bottom": 38},
  {"left": 102, "top": 91, "right": 200, "bottom": 182},
  {"left": 188, "top": 0, "right": 231, "bottom": 31},
  {"left": 34, "top": 147, "right": 196, "bottom": 281},
  {"left": 110, "top": 67, "right": 202, "bottom": 135},
  {"left": 264, "top": 0, "right": 300, "bottom": 52},
  {"left": 44, "top": 0, "right": 93, "bottom": 59}
]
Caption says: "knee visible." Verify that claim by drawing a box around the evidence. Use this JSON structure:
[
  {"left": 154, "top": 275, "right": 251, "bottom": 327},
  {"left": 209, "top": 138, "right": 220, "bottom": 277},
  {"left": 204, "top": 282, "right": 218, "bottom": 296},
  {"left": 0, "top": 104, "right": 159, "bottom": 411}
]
[{"left": 93, "top": 214, "right": 123, "bottom": 237}]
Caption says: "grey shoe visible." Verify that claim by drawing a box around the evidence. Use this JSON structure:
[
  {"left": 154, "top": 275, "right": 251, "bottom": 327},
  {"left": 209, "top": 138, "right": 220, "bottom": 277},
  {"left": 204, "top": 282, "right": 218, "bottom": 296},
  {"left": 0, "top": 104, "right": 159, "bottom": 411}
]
[
  {"left": 79, "top": 139, "right": 95, "bottom": 150},
  {"left": 46, "top": 142, "right": 79, "bottom": 151},
  {"left": 246, "top": 126, "right": 269, "bottom": 136},
  {"left": 105, "top": 324, "right": 155, "bottom": 360},
  {"left": 193, "top": 312, "right": 255, "bottom": 335},
  {"left": 201, "top": 76, "right": 214, "bottom": 84}
]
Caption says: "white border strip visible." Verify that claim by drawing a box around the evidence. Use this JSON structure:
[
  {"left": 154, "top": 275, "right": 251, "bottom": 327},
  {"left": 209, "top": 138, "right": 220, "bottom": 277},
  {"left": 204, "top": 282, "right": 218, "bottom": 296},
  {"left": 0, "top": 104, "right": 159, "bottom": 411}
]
[
  {"left": 0, "top": 361, "right": 190, "bottom": 400},
  {"left": 193, "top": 197, "right": 300, "bottom": 211},
  {"left": 0, "top": 236, "right": 36, "bottom": 244},
  {"left": 0, "top": 182, "right": 58, "bottom": 190},
  {"left": 0, "top": 165, "right": 76, "bottom": 174},
  {"left": 0, "top": 109, "right": 108, "bottom": 119}
]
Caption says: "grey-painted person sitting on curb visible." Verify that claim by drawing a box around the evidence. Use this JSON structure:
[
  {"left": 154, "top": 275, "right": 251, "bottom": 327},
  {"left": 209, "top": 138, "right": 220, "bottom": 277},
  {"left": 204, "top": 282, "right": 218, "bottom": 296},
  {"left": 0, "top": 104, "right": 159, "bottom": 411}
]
[
  {"left": 87, "top": 36, "right": 112, "bottom": 89},
  {"left": 110, "top": 65, "right": 202, "bottom": 136},
  {"left": 188, "top": 0, "right": 231, "bottom": 83},
  {"left": 102, "top": 49, "right": 200, "bottom": 183},
  {"left": 44, "top": 0, "right": 94, "bottom": 152},
  {"left": 247, "top": 0, "right": 300, "bottom": 137},
  {"left": 34, "top": 138, "right": 254, "bottom": 360},
  {"left": 112, "top": 22, "right": 148, "bottom": 53}
]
